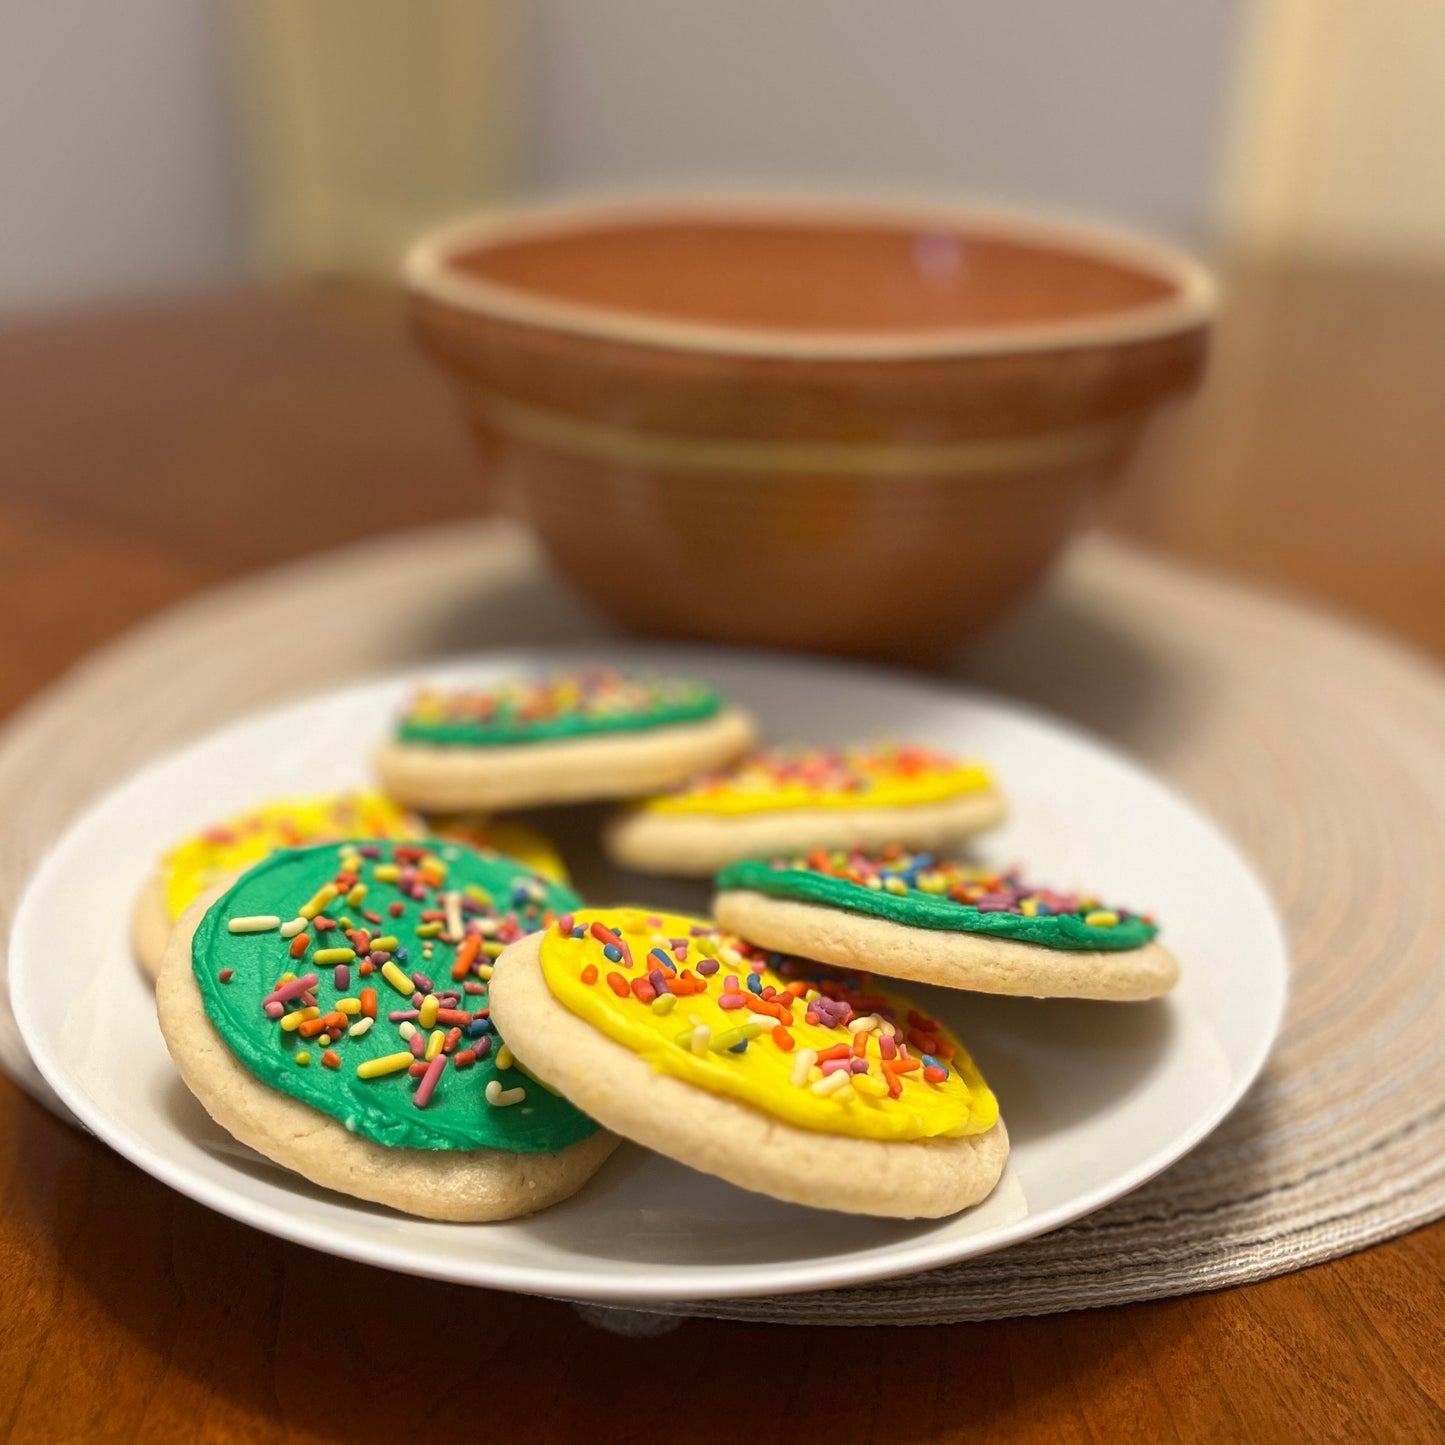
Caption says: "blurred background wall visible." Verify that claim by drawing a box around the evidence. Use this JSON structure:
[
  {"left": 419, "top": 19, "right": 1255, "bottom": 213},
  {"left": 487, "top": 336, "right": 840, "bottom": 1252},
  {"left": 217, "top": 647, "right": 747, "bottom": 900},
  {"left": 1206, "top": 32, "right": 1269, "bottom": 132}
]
[
  {"left": 2, "top": 0, "right": 1239, "bottom": 309},
  {"left": 5, "top": 0, "right": 1444, "bottom": 314},
  {"left": 0, "top": 1, "right": 244, "bottom": 312}
]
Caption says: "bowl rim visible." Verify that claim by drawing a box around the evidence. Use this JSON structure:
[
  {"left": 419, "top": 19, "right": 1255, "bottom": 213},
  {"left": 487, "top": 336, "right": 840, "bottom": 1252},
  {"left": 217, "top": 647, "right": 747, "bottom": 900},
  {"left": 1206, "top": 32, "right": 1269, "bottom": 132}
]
[{"left": 404, "top": 191, "right": 1216, "bottom": 361}]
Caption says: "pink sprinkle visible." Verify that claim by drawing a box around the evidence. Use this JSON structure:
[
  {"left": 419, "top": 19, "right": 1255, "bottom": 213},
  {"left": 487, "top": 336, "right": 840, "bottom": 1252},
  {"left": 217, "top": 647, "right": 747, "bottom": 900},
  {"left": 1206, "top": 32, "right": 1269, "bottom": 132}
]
[
  {"left": 262, "top": 973, "right": 319, "bottom": 1007},
  {"left": 408, "top": 1032, "right": 426, "bottom": 1058},
  {"left": 475, "top": 1036, "right": 493, "bottom": 1058},
  {"left": 263, "top": 1000, "right": 284, "bottom": 1019},
  {"left": 820, "top": 1058, "right": 854, "bottom": 1076},
  {"left": 334, "top": 965, "right": 350, "bottom": 991},
  {"left": 718, "top": 993, "right": 748, "bottom": 1011},
  {"left": 413, "top": 1054, "right": 445, "bottom": 1108},
  {"left": 389, "top": 1009, "right": 420, "bottom": 1022},
  {"left": 463, "top": 981, "right": 484, "bottom": 995},
  {"left": 368, "top": 950, "right": 388, "bottom": 965},
  {"left": 218, "top": 968, "right": 234, "bottom": 983},
  {"left": 723, "top": 975, "right": 741, "bottom": 993},
  {"left": 880, "top": 1035, "right": 898, "bottom": 1060}
]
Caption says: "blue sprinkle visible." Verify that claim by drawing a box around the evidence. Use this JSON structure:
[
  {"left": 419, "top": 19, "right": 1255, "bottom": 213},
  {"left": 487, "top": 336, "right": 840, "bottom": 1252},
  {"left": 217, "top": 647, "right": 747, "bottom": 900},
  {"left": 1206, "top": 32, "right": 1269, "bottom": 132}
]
[
  {"left": 648, "top": 947, "right": 676, "bottom": 973},
  {"left": 728, "top": 1039, "right": 749, "bottom": 1053},
  {"left": 603, "top": 944, "right": 623, "bottom": 962},
  {"left": 396, "top": 948, "right": 409, "bottom": 962},
  {"left": 572, "top": 925, "right": 586, "bottom": 938},
  {"left": 468, "top": 1017, "right": 493, "bottom": 1037},
  {"left": 745, "top": 973, "right": 764, "bottom": 995}
]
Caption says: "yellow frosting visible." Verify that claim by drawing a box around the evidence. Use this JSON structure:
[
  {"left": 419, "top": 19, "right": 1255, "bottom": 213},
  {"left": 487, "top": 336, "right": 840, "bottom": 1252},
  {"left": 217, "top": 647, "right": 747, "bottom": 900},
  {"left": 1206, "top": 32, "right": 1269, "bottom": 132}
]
[
  {"left": 539, "top": 908, "right": 998, "bottom": 1141},
  {"left": 159, "top": 792, "right": 566, "bottom": 920},
  {"left": 637, "top": 743, "right": 995, "bottom": 817}
]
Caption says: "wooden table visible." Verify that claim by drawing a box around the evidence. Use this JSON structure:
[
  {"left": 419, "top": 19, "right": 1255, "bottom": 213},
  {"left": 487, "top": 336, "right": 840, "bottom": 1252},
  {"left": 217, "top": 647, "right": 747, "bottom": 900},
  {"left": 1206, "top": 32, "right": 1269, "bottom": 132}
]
[{"left": 1, "top": 279, "right": 1441, "bottom": 1443}]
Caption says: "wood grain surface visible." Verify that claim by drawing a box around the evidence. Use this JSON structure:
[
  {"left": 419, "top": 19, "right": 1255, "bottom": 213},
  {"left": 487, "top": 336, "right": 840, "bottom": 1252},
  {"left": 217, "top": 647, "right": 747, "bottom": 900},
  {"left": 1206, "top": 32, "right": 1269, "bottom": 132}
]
[{"left": 0, "top": 276, "right": 1441, "bottom": 1444}]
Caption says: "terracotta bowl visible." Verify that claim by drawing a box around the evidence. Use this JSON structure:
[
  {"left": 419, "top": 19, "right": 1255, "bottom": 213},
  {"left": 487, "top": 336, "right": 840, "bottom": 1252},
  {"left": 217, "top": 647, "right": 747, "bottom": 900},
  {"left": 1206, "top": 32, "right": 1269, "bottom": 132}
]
[{"left": 405, "top": 196, "right": 1214, "bottom": 656}]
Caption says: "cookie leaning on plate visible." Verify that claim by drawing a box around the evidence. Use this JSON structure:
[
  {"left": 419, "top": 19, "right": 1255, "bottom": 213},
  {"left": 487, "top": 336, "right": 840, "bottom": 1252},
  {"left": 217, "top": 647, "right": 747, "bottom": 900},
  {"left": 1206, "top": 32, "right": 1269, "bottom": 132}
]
[
  {"left": 374, "top": 669, "right": 756, "bottom": 812},
  {"left": 131, "top": 789, "right": 566, "bottom": 982},
  {"left": 156, "top": 838, "right": 615, "bottom": 1220},
  {"left": 490, "top": 908, "right": 1008, "bottom": 1219},
  {"left": 604, "top": 741, "right": 1005, "bottom": 877},
  {"left": 714, "top": 849, "right": 1178, "bottom": 1001}
]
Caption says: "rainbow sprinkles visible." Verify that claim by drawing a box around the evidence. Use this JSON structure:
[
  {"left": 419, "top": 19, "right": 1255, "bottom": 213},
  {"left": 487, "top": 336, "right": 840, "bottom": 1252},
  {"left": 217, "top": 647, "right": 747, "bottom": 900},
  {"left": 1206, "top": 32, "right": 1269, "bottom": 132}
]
[
  {"left": 192, "top": 839, "right": 598, "bottom": 1152},
  {"left": 537, "top": 908, "right": 1000, "bottom": 1141},
  {"left": 396, "top": 669, "right": 722, "bottom": 746},
  {"left": 717, "top": 848, "right": 1159, "bottom": 952}
]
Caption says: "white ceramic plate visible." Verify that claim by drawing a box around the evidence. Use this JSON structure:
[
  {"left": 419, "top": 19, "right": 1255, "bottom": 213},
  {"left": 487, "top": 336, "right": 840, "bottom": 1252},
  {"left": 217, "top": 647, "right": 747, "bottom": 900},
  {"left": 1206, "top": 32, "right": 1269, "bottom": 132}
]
[{"left": 10, "top": 646, "right": 1286, "bottom": 1302}]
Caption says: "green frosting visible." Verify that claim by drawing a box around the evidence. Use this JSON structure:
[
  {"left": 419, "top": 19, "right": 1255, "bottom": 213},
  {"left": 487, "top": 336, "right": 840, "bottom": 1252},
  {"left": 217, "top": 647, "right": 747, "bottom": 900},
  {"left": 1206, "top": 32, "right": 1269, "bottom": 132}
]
[
  {"left": 193, "top": 839, "right": 598, "bottom": 1152},
  {"left": 716, "top": 860, "right": 1159, "bottom": 952},
  {"left": 396, "top": 678, "right": 721, "bottom": 746}
]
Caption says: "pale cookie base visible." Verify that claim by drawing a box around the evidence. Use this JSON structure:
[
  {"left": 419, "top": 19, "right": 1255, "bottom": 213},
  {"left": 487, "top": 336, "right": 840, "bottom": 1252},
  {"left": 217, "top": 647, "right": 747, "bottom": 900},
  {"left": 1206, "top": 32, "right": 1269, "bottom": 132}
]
[
  {"left": 603, "top": 789, "right": 1007, "bottom": 877},
  {"left": 489, "top": 932, "right": 1009, "bottom": 1220},
  {"left": 374, "top": 706, "right": 757, "bottom": 812},
  {"left": 156, "top": 887, "right": 617, "bottom": 1221},
  {"left": 131, "top": 870, "right": 171, "bottom": 983},
  {"left": 714, "top": 890, "right": 1180, "bottom": 1002}
]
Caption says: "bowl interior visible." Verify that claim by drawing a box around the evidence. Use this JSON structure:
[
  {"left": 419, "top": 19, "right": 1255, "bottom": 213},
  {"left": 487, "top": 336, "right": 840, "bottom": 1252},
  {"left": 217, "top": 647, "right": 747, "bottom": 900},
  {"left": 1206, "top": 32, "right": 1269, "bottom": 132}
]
[{"left": 442, "top": 210, "right": 1183, "bottom": 336}]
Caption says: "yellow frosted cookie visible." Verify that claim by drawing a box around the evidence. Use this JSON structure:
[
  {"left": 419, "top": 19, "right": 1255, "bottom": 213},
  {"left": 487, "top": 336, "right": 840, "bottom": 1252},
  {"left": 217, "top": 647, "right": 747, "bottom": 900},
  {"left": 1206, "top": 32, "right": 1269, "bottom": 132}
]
[
  {"left": 131, "top": 790, "right": 566, "bottom": 981},
  {"left": 605, "top": 741, "right": 1005, "bottom": 876},
  {"left": 490, "top": 907, "right": 1009, "bottom": 1218}
]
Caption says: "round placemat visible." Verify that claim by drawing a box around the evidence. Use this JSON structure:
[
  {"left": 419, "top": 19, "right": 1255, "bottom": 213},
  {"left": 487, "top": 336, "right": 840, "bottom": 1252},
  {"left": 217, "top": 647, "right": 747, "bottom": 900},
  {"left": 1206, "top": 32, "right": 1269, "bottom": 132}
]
[{"left": 2, "top": 520, "right": 1441, "bottom": 1324}]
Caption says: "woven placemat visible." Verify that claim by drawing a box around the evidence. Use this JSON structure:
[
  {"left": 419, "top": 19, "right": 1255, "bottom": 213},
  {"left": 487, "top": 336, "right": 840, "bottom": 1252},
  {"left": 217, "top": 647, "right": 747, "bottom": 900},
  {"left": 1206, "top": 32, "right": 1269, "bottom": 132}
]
[{"left": 2, "top": 520, "right": 1442, "bottom": 1325}]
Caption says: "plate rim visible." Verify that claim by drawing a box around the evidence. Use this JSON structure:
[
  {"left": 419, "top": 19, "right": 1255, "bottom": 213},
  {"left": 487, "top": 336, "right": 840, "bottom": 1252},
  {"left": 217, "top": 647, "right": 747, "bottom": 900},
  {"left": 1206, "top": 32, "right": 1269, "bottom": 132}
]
[{"left": 9, "top": 642, "right": 1289, "bottom": 1301}]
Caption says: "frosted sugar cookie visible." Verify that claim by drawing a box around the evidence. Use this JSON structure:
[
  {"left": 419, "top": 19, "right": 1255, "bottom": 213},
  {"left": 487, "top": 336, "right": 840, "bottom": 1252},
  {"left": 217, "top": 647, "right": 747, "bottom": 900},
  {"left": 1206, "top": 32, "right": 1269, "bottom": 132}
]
[
  {"left": 489, "top": 908, "right": 1008, "bottom": 1219},
  {"left": 604, "top": 741, "right": 1004, "bottom": 876},
  {"left": 373, "top": 669, "right": 756, "bottom": 812},
  {"left": 130, "top": 790, "right": 566, "bottom": 980},
  {"left": 714, "top": 848, "right": 1177, "bottom": 1001},
  {"left": 155, "top": 838, "right": 615, "bottom": 1220}
]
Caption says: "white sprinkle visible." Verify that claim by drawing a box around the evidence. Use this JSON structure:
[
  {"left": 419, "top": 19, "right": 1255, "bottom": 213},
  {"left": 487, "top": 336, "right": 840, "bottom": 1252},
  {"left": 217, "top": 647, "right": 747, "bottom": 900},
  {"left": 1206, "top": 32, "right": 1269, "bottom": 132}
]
[
  {"left": 811, "top": 1070, "right": 852, "bottom": 1098},
  {"left": 398, "top": 1021, "right": 416, "bottom": 1040},
  {"left": 485, "top": 1080, "right": 526, "bottom": 1107},
  {"left": 689, "top": 1024, "right": 711, "bottom": 1056},
  {"left": 444, "top": 890, "right": 463, "bottom": 941},
  {"left": 347, "top": 1017, "right": 374, "bottom": 1039},
  {"left": 279, "top": 917, "right": 308, "bottom": 939},
  {"left": 847, "top": 1013, "right": 880, "bottom": 1035},
  {"left": 227, "top": 915, "right": 280, "bottom": 934},
  {"left": 790, "top": 1048, "right": 818, "bottom": 1088}
]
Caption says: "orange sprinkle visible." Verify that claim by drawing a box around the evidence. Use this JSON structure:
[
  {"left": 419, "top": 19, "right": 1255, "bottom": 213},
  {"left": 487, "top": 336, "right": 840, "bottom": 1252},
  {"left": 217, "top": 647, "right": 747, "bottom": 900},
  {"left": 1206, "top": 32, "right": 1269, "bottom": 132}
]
[
  {"left": 321, "top": 1049, "right": 341, "bottom": 1070},
  {"left": 453, "top": 1048, "right": 477, "bottom": 1069},
  {"left": 580, "top": 963, "right": 599, "bottom": 986},
  {"left": 816, "top": 1043, "right": 851, "bottom": 1063},
  {"left": 451, "top": 934, "right": 481, "bottom": 981},
  {"left": 288, "top": 933, "right": 311, "bottom": 960},
  {"left": 360, "top": 988, "right": 377, "bottom": 1019},
  {"left": 358, "top": 960, "right": 374, "bottom": 975},
  {"left": 443, "top": 1026, "right": 462, "bottom": 1054},
  {"left": 881, "top": 1062, "right": 903, "bottom": 1099},
  {"left": 606, "top": 972, "right": 630, "bottom": 999},
  {"left": 852, "top": 1031, "right": 869, "bottom": 1058},
  {"left": 892, "top": 1056, "right": 922, "bottom": 1075},
  {"left": 297, "top": 1018, "right": 328, "bottom": 1038},
  {"left": 771, "top": 1026, "right": 795, "bottom": 1052}
]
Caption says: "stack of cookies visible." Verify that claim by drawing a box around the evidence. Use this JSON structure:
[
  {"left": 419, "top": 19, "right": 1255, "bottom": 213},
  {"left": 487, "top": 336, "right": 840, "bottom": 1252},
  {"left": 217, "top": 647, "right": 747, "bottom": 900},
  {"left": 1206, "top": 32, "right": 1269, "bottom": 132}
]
[{"left": 150, "top": 666, "right": 1177, "bottom": 1224}]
